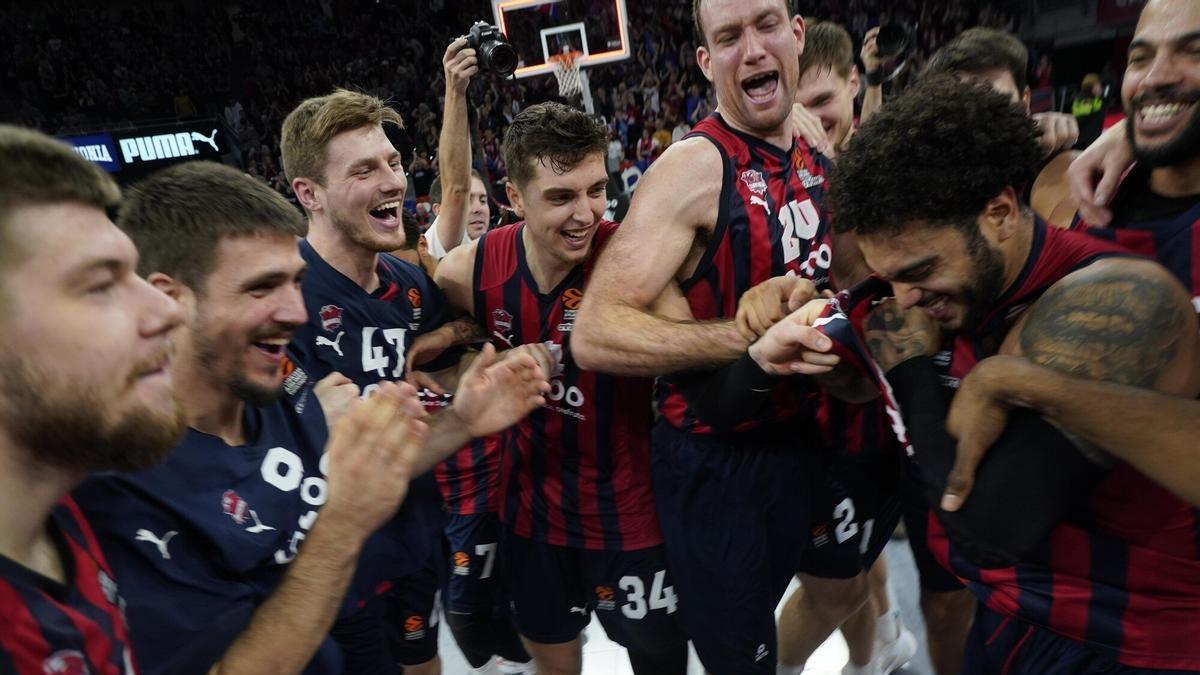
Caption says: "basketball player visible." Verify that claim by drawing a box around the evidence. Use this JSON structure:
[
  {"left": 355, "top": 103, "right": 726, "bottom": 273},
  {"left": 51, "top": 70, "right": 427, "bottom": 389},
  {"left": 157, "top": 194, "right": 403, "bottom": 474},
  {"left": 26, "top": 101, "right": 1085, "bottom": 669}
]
[
  {"left": 572, "top": 1, "right": 848, "bottom": 671},
  {"left": 280, "top": 88, "right": 540, "bottom": 673},
  {"left": 0, "top": 125, "right": 184, "bottom": 672},
  {"left": 435, "top": 102, "right": 688, "bottom": 675},
  {"left": 73, "top": 161, "right": 549, "bottom": 674},
  {"left": 835, "top": 74, "right": 1200, "bottom": 673},
  {"left": 950, "top": 0, "right": 1200, "bottom": 513}
]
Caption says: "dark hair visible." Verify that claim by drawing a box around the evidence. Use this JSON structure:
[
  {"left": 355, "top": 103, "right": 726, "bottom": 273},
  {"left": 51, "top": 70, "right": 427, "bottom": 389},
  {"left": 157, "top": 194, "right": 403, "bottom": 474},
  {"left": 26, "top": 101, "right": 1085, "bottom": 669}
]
[
  {"left": 503, "top": 103, "right": 608, "bottom": 187},
  {"left": 0, "top": 125, "right": 120, "bottom": 273},
  {"left": 693, "top": 0, "right": 793, "bottom": 46},
  {"left": 399, "top": 209, "right": 420, "bottom": 251},
  {"left": 923, "top": 27, "right": 1028, "bottom": 92},
  {"left": 830, "top": 76, "right": 1041, "bottom": 236},
  {"left": 118, "top": 161, "right": 306, "bottom": 291},
  {"left": 429, "top": 169, "right": 485, "bottom": 205},
  {"left": 798, "top": 20, "right": 854, "bottom": 80}
]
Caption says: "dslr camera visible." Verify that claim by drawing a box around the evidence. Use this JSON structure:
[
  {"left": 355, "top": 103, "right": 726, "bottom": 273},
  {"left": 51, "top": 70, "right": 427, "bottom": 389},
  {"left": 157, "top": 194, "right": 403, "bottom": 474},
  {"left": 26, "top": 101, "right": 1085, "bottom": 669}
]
[{"left": 465, "top": 22, "right": 518, "bottom": 78}]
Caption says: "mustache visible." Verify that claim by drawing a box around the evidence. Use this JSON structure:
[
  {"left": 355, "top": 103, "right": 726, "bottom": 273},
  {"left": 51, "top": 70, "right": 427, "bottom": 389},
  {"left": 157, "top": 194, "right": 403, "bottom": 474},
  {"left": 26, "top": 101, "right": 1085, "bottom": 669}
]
[
  {"left": 127, "top": 341, "right": 174, "bottom": 385},
  {"left": 248, "top": 323, "right": 301, "bottom": 343},
  {"left": 1131, "top": 88, "right": 1200, "bottom": 109}
]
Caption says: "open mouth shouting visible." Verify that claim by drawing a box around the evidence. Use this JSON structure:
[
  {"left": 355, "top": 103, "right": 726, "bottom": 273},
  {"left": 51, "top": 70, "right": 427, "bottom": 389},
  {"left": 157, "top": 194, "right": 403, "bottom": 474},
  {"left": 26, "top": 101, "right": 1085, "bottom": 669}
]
[
  {"left": 742, "top": 70, "right": 781, "bottom": 106},
  {"left": 560, "top": 224, "right": 594, "bottom": 251},
  {"left": 369, "top": 200, "right": 401, "bottom": 229},
  {"left": 251, "top": 335, "right": 291, "bottom": 364}
]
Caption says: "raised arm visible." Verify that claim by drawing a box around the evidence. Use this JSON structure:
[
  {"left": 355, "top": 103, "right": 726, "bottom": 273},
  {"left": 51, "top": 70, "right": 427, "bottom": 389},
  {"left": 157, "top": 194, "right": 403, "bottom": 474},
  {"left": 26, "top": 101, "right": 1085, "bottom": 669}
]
[
  {"left": 432, "top": 37, "right": 477, "bottom": 255},
  {"left": 572, "top": 138, "right": 748, "bottom": 375}
]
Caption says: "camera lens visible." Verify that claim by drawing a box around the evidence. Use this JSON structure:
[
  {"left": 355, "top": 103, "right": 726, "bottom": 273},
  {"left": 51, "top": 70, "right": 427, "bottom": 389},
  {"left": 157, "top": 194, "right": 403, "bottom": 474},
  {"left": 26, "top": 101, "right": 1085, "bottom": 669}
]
[
  {"left": 876, "top": 24, "right": 910, "bottom": 59},
  {"left": 485, "top": 41, "right": 518, "bottom": 78}
]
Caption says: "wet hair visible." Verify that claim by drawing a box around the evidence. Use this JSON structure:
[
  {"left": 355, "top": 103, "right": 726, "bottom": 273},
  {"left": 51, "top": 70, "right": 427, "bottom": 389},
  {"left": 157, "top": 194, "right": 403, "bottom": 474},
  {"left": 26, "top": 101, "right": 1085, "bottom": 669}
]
[
  {"left": 118, "top": 161, "right": 305, "bottom": 291},
  {"left": 923, "top": 27, "right": 1028, "bottom": 92},
  {"left": 503, "top": 103, "right": 608, "bottom": 188},
  {"left": 831, "top": 76, "right": 1041, "bottom": 237}
]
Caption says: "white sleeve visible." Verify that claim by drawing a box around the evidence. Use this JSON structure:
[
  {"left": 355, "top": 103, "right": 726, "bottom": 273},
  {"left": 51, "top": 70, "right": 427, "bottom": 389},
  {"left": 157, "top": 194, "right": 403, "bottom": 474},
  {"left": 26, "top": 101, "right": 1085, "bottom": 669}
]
[{"left": 425, "top": 217, "right": 449, "bottom": 260}]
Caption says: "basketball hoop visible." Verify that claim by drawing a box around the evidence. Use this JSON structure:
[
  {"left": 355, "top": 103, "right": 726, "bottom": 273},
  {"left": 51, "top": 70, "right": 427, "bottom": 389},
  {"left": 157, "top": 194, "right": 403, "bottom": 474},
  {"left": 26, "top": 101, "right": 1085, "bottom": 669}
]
[{"left": 550, "top": 50, "right": 583, "bottom": 99}]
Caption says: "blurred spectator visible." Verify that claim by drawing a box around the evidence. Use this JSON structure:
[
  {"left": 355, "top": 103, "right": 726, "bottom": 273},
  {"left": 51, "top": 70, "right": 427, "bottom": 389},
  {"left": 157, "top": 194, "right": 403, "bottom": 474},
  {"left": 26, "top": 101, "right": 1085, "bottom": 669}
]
[{"left": 1072, "top": 72, "right": 1106, "bottom": 149}]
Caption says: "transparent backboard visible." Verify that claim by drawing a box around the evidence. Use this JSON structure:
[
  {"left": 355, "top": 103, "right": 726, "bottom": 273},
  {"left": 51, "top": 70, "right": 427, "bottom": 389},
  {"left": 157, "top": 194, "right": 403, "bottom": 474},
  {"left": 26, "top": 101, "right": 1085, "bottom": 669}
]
[{"left": 491, "top": 0, "right": 631, "bottom": 79}]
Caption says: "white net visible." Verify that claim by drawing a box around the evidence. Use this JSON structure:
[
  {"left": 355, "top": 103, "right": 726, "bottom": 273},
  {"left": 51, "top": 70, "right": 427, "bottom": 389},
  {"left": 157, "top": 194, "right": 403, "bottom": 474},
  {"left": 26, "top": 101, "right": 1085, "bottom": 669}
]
[{"left": 550, "top": 52, "right": 583, "bottom": 98}]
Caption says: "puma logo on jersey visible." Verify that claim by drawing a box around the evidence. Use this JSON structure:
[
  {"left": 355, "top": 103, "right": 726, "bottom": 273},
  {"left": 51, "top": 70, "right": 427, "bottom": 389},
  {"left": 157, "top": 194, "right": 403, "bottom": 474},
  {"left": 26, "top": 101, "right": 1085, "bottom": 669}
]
[
  {"left": 245, "top": 510, "right": 276, "bottom": 534},
  {"left": 190, "top": 128, "right": 220, "bottom": 152},
  {"left": 569, "top": 606, "right": 588, "bottom": 616},
  {"left": 750, "top": 195, "right": 771, "bottom": 215},
  {"left": 492, "top": 331, "right": 515, "bottom": 348},
  {"left": 316, "top": 331, "right": 345, "bottom": 356},
  {"left": 135, "top": 529, "right": 178, "bottom": 559}
]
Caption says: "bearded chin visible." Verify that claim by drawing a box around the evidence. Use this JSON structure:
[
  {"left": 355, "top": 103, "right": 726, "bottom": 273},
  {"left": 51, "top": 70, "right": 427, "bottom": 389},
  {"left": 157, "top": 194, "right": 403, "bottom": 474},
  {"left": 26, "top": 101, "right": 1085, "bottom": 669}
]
[
  {"left": 0, "top": 357, "right": 187, "bottom": 474},
  {"left": 1127, "top": 103, "right": 1200, "bottom": 169}
]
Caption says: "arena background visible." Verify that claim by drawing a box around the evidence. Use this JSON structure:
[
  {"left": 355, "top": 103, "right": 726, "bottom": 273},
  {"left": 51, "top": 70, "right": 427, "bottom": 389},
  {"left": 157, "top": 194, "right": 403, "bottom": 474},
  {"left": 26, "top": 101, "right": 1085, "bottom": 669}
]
[{"left": 0, "top": 1, "right": 1148, "bottom": 672}]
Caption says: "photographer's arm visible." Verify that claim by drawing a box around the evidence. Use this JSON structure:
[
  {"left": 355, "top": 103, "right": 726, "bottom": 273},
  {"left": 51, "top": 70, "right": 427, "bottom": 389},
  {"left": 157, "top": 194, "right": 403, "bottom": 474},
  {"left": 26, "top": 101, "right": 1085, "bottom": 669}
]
[{"left": 434, "top": 38, "right": 476, "bottom": 256}]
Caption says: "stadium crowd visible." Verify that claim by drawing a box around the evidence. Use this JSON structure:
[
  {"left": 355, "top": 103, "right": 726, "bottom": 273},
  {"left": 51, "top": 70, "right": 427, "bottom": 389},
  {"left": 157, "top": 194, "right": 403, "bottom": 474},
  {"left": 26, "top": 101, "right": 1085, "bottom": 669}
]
[{"left": 3, "top": 1, "right": 1198, "bottom": 675}]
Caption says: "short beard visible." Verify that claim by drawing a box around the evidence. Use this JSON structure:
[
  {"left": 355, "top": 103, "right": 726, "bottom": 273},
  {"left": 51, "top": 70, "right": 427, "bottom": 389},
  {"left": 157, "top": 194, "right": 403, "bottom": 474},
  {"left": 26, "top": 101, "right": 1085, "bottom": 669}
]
[
  {"left": 191, "top": 323, "right": 282, "bottom": 408},
  {"left": 959, "top": 227, "right": 1008, "bottom": 331},
  {"left": 0, "top": 354, "right": 186, "bottom": 474},
  {"left": 1126, "top": 98, "right": 1200, "bottom": 168},
  {"left": 331, "top": 208, "right": 405, "bottom": 253}
]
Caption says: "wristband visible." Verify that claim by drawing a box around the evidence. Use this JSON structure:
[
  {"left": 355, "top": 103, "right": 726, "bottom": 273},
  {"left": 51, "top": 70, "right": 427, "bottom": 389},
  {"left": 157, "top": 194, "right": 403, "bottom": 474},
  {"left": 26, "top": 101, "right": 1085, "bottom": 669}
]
[{"left": 864, "top": 69, "right": 884, "bottom": 87}]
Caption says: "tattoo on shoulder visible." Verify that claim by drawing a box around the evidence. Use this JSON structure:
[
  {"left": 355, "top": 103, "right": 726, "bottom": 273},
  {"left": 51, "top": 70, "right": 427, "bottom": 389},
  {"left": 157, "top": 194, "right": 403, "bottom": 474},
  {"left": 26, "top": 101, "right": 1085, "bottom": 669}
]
[{"left": 1019, "top": 266, "right": 1187, "bottom": 387}]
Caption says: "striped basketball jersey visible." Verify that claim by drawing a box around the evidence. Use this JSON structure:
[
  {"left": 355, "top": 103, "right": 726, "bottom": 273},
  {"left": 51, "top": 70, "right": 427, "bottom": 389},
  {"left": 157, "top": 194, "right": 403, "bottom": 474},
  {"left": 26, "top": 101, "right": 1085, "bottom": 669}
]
[
  {"left": 0, "top": 498, "right": 135, "bottom": 675},
  {"left": 474, "top": 221, "right": 660, "bottom": 551},
  {"left": 926, "top": 221, "right": 1200, "bottom": 670},
  {"left": 435, "top": 434, "right": 503, "bottom": 516},
  {"left": 657, "top": 112, "right": 836, "bottom": 434}
]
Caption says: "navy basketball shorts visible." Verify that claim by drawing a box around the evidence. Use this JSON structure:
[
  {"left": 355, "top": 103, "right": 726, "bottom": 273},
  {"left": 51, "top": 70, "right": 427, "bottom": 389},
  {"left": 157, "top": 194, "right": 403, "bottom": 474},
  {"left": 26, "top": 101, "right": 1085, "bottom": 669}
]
[
  {"left": 900, "top": 458, "right": 967, "bottom": 593},
  {"left": 378, "top": 546, "right": 445, "bottom": 666},
  {"left": 443, "top": 511, "right": 505, "bottom": 614},
  {"left": 650, "top": 419, "right": 815, "bottom": 674},
  {"left": 964, "top": 602, "right": 1175, "bottom": 674},
  {"left": 501, "top": 530, "right": 686, "bottom": 656},
  {"left": 798, "top": 453, "right": 903, "bottom": 579}
]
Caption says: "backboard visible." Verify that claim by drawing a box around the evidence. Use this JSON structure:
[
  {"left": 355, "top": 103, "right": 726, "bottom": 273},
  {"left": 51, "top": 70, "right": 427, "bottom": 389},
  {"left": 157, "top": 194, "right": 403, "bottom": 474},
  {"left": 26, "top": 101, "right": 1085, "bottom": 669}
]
[{"left": 491, "top": 0, "right": 631, "bottom": 79}]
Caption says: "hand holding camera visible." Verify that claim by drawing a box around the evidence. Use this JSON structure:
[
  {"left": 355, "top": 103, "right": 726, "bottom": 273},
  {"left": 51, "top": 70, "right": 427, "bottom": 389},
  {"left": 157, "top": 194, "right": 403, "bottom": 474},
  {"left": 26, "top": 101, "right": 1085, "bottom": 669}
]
[{"left": 443, "top": 37, "right": 480, "bottom": 95}]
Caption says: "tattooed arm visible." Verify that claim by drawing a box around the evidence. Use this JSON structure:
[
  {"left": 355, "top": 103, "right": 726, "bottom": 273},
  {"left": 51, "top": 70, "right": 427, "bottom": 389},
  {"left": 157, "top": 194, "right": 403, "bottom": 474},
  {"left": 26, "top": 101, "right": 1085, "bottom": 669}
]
[{"left": 944, "top": 258, "right": 1200, "bottom": 508}]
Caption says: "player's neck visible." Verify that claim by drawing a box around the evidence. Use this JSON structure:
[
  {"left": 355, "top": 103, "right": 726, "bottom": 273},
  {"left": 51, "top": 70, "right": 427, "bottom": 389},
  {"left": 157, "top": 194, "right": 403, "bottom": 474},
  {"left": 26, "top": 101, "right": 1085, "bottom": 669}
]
[
  {"left": 1000, "top": 213, "right": 1037, "bottom": 294},
  {"left": 521, "top": 227, "right": 576, "bottom": 293},
  {"left": 721, "top": 109, "right": 793, "bottom": 153},
  {"left": 1149, "top": 153, "right": 1200, "bottom": 198},
  {"left": 0, "top": 439, "right": 75, "bottom": 581},
  {"left": 306, "top": 220, "right": 382, "bottom": 293},
  {"left": 171, "top": 354, "right": 248, "bottom": 446}
]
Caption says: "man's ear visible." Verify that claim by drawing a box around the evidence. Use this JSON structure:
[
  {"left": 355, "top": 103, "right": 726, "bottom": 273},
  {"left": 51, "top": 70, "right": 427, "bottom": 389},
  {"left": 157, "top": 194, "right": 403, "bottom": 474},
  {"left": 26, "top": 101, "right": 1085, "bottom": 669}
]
[{"left": 292, "top": 177, "right": 323, "bottom": 214}]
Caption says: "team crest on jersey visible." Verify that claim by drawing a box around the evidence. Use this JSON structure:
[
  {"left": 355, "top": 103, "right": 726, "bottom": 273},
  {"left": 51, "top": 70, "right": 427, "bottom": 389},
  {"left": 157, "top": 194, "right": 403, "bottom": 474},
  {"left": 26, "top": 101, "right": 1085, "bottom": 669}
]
[
  {"left": 452, "top": 550, "right": 470, "bottom": 576},
  {"left": 221, "top": 489, "right": 249, "bottom": 525},
  {"left": 740, "top": 169, "right": 767, "bottom": 196},
  {"left": 595, "top": 586, "right": 617, "bottom": 611},
  {"left": 491, "top": 309, "right": 515, "bottom": 347},
  {"left": 42, "top": 650, "right": 89, "bottom": 675},
  {"left": 407, "top": 288, "right": 423, "bottom": 321},
  {"left": 404, "top": 615, "right": 427, "bottom": 640},
  {"left": 319, "top": 304, "right": 344, "bottom": 333}
]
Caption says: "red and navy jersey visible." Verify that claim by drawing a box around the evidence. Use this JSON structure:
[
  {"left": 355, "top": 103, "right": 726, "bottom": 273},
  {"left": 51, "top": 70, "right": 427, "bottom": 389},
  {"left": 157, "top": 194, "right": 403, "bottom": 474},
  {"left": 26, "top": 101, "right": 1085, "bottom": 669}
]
[
  {"left": 1073, "top": 166, "right": 1200, "bottom": 313},
  {"left": 291, "top": 239, "right": 455, "bottom": 580},
  {"left": 72, "top": 375, "right": 345, "bottom": 674},
  {"left": 475, "top": 221, "right": 661, "bottom": 551},
  {"left": 658, "top": 112, "right": 836, "bottom": 434},
  {"left": 435, "top": 435, "right": 503, "bottom": 516},
  {"left": 924, "top": 221, "right": 1200, "bottom": 670},
  {"left": 0, "top": 498, "right": 135, "bottom": 675}
]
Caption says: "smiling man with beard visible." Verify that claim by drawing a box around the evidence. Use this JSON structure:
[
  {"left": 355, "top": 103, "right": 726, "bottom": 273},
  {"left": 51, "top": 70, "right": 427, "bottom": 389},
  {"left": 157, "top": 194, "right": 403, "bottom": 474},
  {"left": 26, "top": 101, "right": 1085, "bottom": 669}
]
[
  {"left": 72, "top": 161, "right": 549, "bottom": 674},
  {"left": 0, "top": 125, "right": 186, "bottom": 672}
]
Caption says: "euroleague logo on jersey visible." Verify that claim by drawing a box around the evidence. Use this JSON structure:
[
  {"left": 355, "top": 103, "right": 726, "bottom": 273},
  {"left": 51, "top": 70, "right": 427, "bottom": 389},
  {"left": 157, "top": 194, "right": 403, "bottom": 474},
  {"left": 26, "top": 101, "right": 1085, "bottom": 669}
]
[
  {"left": 452, "top": 550, "right": 471, "bottom": 575},
  {"left": 319, "top": 304, "right": 344, "bottom": 333},
  {"left": 404, "top": 615, "right": 427, "bottom": 640},
  {"left": 407, "top": 288, "right": 423, "bottom": 321},
  {"left": 559, "top": 288, "right": 582, "bottom": 332},
  {"left": 595, "top": 585, "right": 617, "bottom": 611},
  {"left": 42, "top": 650, "right": 88, "bottom": 675}
]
